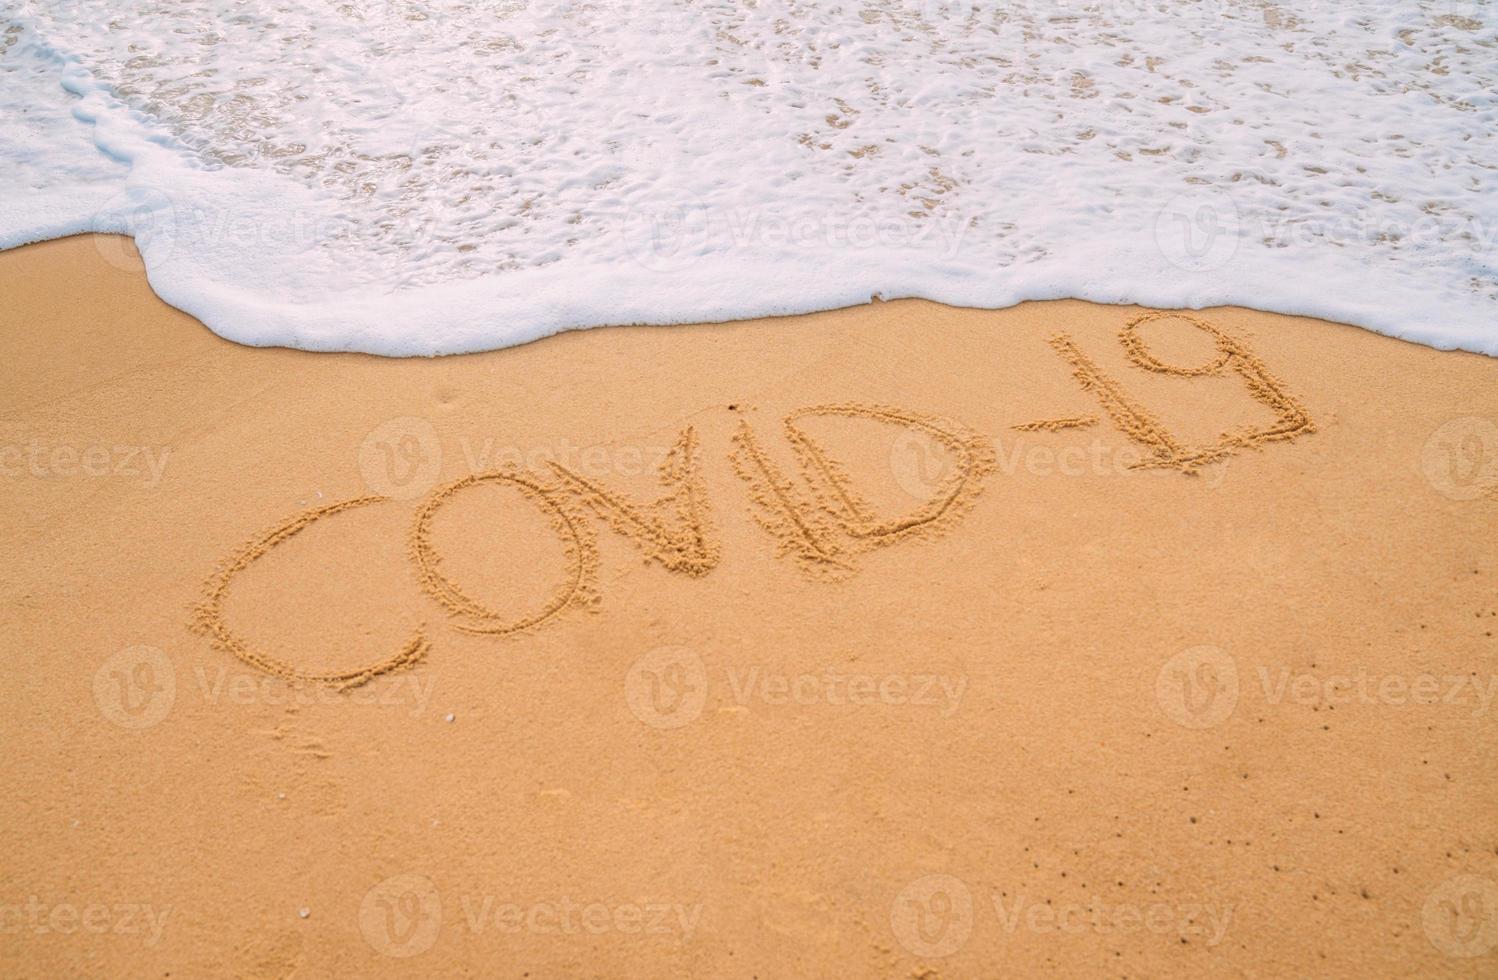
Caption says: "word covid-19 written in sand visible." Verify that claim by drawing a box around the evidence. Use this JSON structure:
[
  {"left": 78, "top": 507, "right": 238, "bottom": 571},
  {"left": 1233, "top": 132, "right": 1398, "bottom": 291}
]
[{"left": 192, "top": 312, "right": 1315, "bottom": 686}]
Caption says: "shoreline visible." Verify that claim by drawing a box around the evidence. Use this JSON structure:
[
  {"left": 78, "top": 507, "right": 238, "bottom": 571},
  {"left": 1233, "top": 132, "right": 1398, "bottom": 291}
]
[
  {"left": 3, "top": 234, "right": 1497, "bottom": 977},
  {"left": 19, "top": 232, "right": 1498, "bottom": 359}
]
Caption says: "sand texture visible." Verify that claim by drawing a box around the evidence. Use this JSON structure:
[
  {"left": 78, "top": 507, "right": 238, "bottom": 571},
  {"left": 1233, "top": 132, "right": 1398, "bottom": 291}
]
[{"left": 2, "top": 236, "right": 1497, "bottom": 977}]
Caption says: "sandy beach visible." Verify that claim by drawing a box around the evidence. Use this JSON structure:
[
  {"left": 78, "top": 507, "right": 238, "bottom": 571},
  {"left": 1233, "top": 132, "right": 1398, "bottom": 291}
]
[{"left": 2, "top": 234, "right": 1497, "bottom": 977}]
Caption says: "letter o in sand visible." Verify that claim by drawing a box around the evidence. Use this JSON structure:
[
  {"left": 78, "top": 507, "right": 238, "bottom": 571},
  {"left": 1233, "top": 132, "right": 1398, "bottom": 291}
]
[{"left": 410, "top": 471, "right": 596, "bottom": 635}]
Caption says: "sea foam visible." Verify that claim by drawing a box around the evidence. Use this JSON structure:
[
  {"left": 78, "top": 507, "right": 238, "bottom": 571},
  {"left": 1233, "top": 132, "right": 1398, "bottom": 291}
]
[{"left": 1, "top": 0, "right": 1495, "bottom": 355}]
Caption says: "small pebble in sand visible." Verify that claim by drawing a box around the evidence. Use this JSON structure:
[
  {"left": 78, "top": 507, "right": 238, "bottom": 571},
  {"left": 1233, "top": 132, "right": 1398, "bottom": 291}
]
[
  {"left": 445, "top": 713, "right": 455, "bottom": 723},
  {"left": 298, "top": 908, "right": 310, "bottom": 919}
]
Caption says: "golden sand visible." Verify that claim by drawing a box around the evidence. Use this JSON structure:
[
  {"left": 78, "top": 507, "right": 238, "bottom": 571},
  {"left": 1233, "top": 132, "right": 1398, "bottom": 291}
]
[{"left": 2, "top": 235, "right": 1497, "bottom": 977}]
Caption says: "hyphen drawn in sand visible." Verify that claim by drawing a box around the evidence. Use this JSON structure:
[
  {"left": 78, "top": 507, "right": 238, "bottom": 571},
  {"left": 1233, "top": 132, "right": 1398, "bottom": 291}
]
[
  {"left": 1011, "top": 415, "right": 1099, "bottom": 432},
  {"left": 192, "top": 312, "right": 1316, "bottom": 686}
]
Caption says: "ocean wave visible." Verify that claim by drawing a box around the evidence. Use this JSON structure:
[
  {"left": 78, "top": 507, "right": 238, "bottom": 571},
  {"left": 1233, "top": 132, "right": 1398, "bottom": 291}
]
[{"left": 1, "top": 0, "right": 1495, "bottom": 355}]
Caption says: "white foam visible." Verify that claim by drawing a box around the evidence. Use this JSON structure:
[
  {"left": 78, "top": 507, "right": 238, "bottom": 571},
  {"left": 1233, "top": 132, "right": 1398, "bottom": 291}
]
[{"left": 1, "top": 0, "right": 1495, "bottom": 355}]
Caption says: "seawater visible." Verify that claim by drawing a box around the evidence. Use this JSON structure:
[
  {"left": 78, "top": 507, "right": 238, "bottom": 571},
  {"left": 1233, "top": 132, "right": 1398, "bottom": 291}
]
[{"left": 1, "top": 0, "right": 1495, "bottom": 355}]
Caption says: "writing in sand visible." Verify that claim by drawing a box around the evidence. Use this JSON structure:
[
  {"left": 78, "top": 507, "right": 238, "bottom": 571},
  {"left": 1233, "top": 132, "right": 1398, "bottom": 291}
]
[{"left": 192, "top": 312, "right": 1315, "bottom": 687}]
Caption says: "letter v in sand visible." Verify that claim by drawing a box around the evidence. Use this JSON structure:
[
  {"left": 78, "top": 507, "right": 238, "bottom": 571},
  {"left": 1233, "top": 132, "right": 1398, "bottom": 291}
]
[{"left": 547, "top": 426, "right": 720, "bottom": 576}]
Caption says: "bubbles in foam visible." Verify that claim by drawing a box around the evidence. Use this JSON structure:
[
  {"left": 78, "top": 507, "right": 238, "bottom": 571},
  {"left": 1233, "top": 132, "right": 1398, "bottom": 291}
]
[{"left": 1, "top": 0, "right": 1495, "bottom": 355}]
